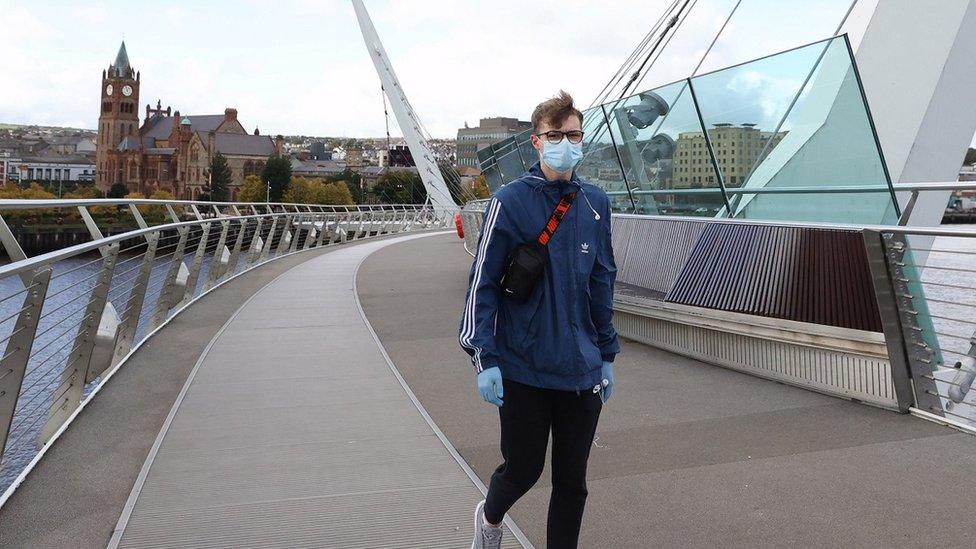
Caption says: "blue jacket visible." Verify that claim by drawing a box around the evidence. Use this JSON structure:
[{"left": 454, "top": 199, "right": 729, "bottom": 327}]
[{"left": 458, "top": 162, "right": 620, "bottom": 392}]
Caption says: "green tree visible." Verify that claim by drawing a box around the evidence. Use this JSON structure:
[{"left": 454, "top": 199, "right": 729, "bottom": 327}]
[
  {"left": 262, "top": 154, "right": 292, "bottom": 202},
  {"left": 107, "top": 182, "right": 128, "bottom": 198},
  {"left": 201, "top": 151, "right": 231, "bottom": 202},
  {"left": 282, "top": 177, "right": 318, "bottom": 204},
  {"left": 371, "top": 170, "right": 430, "bottom": 204},
  {"left": 325, "top": 169, "right": 362, "bottom": 204},
  {"left": 318, "top": 181, "right": 354, "bottom": 205},
  {"left": 238, "top": 175, "right": 267, "bottom": 203}
]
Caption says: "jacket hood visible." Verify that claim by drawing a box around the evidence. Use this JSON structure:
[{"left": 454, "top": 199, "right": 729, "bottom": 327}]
[{"left": 523, "top": 161, "right": 582, "bottom": 191}]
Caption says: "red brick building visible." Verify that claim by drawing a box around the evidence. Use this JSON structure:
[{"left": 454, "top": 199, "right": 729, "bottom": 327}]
[{"left": 96, "top": 42, "right": 283, "bottom": 199}]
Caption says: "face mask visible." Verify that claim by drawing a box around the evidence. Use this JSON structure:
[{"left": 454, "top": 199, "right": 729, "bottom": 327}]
[{"left": 541, "top": 137, "right": 583, "bottom": 174}]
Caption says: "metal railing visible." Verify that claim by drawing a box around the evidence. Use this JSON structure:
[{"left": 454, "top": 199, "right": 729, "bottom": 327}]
[
  {"left": 0, "top": 198, "right": 453, "bottom": 498},
  {"left": 458, "top": 184, "right": 976, "bottom": 434}
]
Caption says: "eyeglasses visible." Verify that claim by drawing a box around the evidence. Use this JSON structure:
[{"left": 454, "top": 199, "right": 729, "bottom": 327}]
[{"left": 535, "top": 130, "right": 584, "bottom": 144}]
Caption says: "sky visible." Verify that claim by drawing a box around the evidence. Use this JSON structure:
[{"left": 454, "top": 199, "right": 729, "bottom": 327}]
[{"left": 0, "top": 0, "right": 895, "bottom": 139}]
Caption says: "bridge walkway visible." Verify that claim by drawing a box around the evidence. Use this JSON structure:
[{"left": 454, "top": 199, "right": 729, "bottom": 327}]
[
  {"left": 109, "top": 232, "right": 526, "bottom": 548},
  {"left": 359, "top": 233, "right": 976, "bottom": 549}
]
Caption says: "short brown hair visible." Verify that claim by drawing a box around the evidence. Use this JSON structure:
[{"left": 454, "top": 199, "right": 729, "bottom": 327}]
[{"left": 531, "top": 90, "right": 583, "bottom": 132}]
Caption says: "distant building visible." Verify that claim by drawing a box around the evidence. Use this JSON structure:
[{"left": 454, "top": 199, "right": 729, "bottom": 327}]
[
  {"left": 388, "top": 144, "right": 414, "bottom": 168},
  {"left": 456, "top": 117, "right": 532, "bottom": 169},
  {"left": 671, "top": 124, "right": 786, "bottom": 188},
  {"left": 95, "top": 41, "right": 283, "bottom": 199},
  {"left": 3, "top": 156, "right": 96, "bottom": 185},
  {"left": 309, "top": 142, "right": 332, "bottom": 161}
]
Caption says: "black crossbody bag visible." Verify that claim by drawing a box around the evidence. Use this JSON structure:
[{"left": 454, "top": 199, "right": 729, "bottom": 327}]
[{"left": 499, "top": 192, "right": 576, "bottom": 303}]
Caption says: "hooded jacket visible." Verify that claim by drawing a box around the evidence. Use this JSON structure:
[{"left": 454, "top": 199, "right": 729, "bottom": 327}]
[{"left": 458, "top": 162, "right": 620, "bottom": 392}]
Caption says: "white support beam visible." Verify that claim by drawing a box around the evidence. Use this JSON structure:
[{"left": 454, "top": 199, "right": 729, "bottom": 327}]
[{"left": 351, "top": 0, "right": 458, "bottom": 216}]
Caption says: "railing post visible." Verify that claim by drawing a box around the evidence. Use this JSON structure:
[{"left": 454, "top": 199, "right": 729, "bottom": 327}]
[
  {"left": 259, "top": 215, "right": 279, "bottom": 263},
  {"left": 181, "top": 222, "right": 211, "bottom": 306},
  {"left": 40, "top": 244, "right": 120, "bottom": 443},
  {"left": 277, "top": 215, "right": 294, "bottom": 256},
  {"left": 872, "top": 231, "right": 944, "bottom": 415},
  {"left": 245, "top": 217, "right": 265, "bottom": 268},
  {"left": 355, "top": 211, "right": 367, "bottom": 240},
  {"left": 314, "top": 214, "right": 328, "bottom": 247},
  {"left": 205, "top": 220, "right": 231, "bottom": 290},
  {"left": 0, "top": 267, "right": 52, "bottom": 463},
  {"left": 225, "top": 218, "right": 248, "bottom": 277},
  {"left": 149, "top": 227, "right": 189, "bottom": 331},
  {"left": 289, "top": 214, "right": 303, "bottom": 253},
  {"left": 861, "top": 229, "right": 919, "bottom": 413},
  {"left": 113, "top": 232, "right": 159, "bottom": 366}
]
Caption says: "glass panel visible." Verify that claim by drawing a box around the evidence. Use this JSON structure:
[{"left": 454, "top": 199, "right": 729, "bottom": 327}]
[
  {"left": 477, "top": 147, "right": 504, "bottom": 192},
  {"left": 515, "top": 129, "right": 536, "bottom": 171},
  {"left": 606, "top": 80, "right": 726, "bottom": 217},
  {"left": 493, "top": 141, "right": 526, "bottom": 185},
  {"left": 690, "top": 36, "right": 896, "bottom": 224},
  {"left": 695, "top": 0, "right": 856, "bottom": 74},
  {"left": 575, "top": 107, "right": 632, "bottom": 213}
]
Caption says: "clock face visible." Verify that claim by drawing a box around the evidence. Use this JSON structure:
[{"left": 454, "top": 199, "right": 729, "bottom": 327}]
[
  {"left": 122, "top": 85, "right": 133, "bottom": 97},
  {"left": 106, "top": 84, "right": 114, "bottom": 96}
]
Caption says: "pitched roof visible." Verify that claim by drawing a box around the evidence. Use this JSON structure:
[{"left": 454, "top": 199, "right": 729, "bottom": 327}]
[
  {"left": 117, "top": 136, "right": 155, "bottom": 151},
  {"left": 204, "top": 132, "right": 275, "bottom": 157},
  {"left": 143, "top": 114, "right": 229, "bottom": 139},
  {"left": 112, "top": 41, "right": 132, "bottom": 78}
]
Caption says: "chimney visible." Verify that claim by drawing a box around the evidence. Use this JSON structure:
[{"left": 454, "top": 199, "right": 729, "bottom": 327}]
[
  {"left": 274, "top": 135, "right": 284, "bottom": 154},
  {"left": 208, "top": 131, "right": 216, "bottom": 155},
  {"left": 224, "top": 108, "right": 238, "bottom": 123}
]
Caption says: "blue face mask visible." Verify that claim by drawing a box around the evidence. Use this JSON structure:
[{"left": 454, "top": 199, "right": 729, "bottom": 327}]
[{"left": 541, "top": 137, "right": 583, "bottom": 174}]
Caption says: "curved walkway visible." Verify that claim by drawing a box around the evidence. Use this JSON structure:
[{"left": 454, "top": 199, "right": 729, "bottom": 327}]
[{"left": 109, "top": 232, "right": 526, "bottom": 548}]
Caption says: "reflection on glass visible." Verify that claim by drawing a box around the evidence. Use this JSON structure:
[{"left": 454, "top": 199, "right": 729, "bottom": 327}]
[
  {"left": 576, "top": 107, "right": 632, "bottom": 212},
  {"left": 606, "top": 80, "right": 726, "bottom": 217},
  {"left": 515, "top": 129, "right": 536, "bottom": 171},
  {"left": 692, "top": 36, "right": 896, "bottom": 224}
]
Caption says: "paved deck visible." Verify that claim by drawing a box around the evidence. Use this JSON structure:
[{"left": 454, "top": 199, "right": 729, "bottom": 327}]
[
  {"left": 109, "top": 232, "right": 525, "bottom": 548},
  {"left": 359, "top": 233, "right": 976, "bottom": 548}
]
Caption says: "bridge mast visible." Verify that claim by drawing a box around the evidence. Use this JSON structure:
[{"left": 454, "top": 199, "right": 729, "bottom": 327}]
[{"left": 351, "top": 0, "right": 458, "bottom": 216}]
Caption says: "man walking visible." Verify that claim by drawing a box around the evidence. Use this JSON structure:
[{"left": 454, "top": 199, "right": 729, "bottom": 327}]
[{"left": 459, "top": 91, "right": 619, "bottom": 549}]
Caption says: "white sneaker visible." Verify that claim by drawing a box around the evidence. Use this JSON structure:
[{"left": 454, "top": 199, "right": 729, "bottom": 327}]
[{"left": 471, "top": 499, "right": 503, "bottom": 549}]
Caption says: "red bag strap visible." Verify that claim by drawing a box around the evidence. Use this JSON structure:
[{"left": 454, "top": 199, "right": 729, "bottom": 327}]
[{"left": 537, "top": 192, "right": 576, "bottom": 246}]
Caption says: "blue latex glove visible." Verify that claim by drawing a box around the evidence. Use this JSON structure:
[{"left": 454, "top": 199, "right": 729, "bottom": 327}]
[
  {"left": 477, "top": 367, "right": 504, "bottom": 407},
  {"left": 600, "top": 361, "right": 614, "bottom": 403}
]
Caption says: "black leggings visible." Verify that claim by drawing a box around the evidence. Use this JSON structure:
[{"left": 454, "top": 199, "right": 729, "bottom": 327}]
[{"left": 484, "top": 379, "right": 603, "bottom": 549}]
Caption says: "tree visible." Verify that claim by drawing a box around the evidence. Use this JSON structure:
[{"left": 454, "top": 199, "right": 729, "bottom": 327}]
[
  {"left": 238, "top": 175, "right": 267, "bottom": 203},
  {"left": 108, "top": 182, "right": 128, "bottom": 198},
  {"left": 262, "top": 154, "right": 292, "bottom": 202},
  {"left": 282, "top": 177, "right": 318, "bottom": 204},
  {"left": 372, "top": 170, "right": 425, "bottom": 204},
  {"left": 201, "top": 151, "right": 231, "bottom": 202},
  {"left": 317, "top": 181, "right": 354, "bottom": 205},
  {"left": 324, "top": 168, "right": 362, "bottom": 204},
  {"left": 472, "top": 175, "right": 490, "bottom": 199}
]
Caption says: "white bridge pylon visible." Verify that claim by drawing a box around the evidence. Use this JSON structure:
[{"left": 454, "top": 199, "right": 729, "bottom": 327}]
[{"left": 352, "top": 0, "right": 459, "bottom": 216}]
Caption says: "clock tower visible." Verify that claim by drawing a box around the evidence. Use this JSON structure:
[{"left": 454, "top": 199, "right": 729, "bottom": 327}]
[{"left": 96, "top": 41, "right": 140, "bottom": 190}]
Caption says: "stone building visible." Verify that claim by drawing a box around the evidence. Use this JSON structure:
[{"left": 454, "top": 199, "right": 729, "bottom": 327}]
[{"left": 96, "top": 42, "right": 283, "bottom": 199}]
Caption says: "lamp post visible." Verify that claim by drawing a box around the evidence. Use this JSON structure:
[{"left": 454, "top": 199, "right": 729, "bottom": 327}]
[{"left": 266, "top": 180, "right": 271, "bottom": 203}]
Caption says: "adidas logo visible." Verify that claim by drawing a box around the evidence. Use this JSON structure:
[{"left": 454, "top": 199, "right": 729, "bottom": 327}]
[{"left": 581, "top": 242, "right": 589, "bottom": 254}]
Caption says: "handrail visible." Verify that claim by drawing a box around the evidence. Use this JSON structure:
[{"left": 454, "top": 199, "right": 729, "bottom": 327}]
[
  {"left": 0, "top": 200, "right": 453, "bottom": 499},
  {"left": 602, "top": 181, "right": 976, "bottom": 196},
  {"left": 0, "top": 199, "right": 439, "bottom": 211}
]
